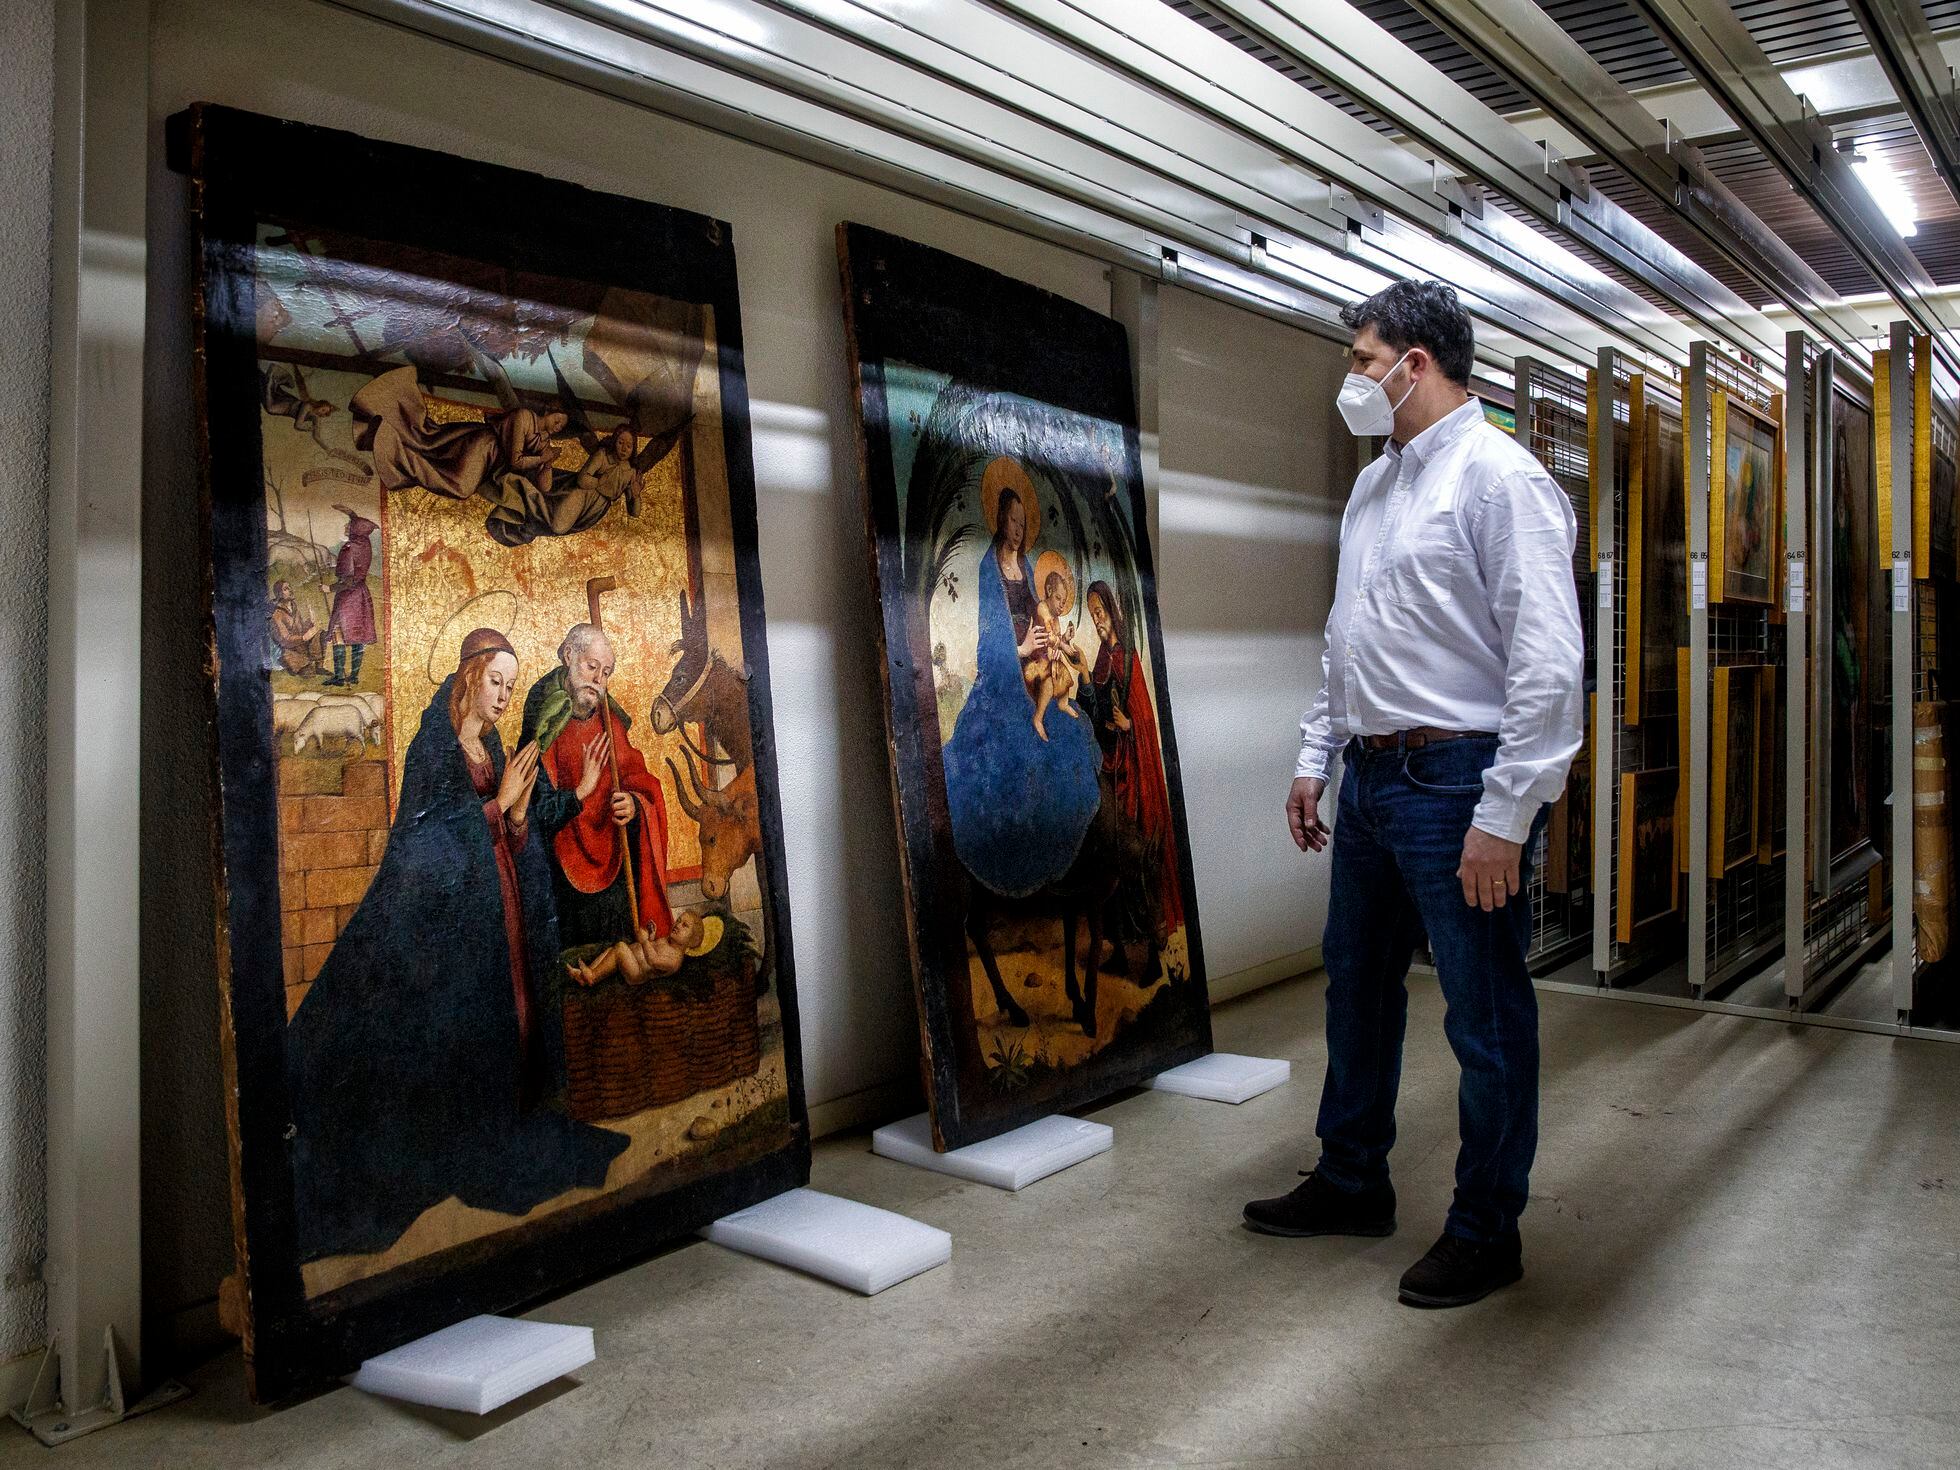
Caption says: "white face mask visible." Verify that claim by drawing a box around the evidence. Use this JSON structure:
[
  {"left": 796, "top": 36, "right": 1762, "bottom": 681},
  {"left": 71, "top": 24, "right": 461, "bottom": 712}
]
[{"left": 1336, "top": 350, "right": 1416, "bottom": 437}]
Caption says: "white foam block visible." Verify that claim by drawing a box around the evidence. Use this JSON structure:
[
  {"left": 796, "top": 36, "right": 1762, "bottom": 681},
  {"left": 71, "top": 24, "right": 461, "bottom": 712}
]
[
  {"left": 871, "top": 1112, "right": 1112, "bottom": 1191},
  {"left": 1148, "top": 1053, "right": 1292, "bottom": 1104},
  {"left": 700, "top": 1187, "right": 949, "bottom": 1295},
  {"left": 345, "top": 1315, "right": 593, "bottom": 1415}
]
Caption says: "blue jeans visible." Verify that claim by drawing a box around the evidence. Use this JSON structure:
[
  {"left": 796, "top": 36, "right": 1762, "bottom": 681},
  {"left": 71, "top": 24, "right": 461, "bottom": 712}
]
[{"left": 1314, "top": 734, "right": 1547, "bottom": 1243}]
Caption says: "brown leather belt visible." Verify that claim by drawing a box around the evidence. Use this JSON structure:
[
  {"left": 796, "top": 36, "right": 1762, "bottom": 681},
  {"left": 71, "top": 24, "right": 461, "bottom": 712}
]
[{"left": 1358, "top": 726, "right": 1495, "bottom": 751}]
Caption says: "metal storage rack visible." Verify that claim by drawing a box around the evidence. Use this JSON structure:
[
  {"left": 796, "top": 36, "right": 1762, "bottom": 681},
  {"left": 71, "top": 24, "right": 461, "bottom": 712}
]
[
  {"left": 1515, "top": 356, "right": 1594, "bottom": 974},
  {"left": 1685, "top": 343, "right": 1787, "bottom": 998},
  {"left": 1590, "top": 350, "right": 1687, "bottom": 986},
  {"left": 1779, "top": 333, "right": 1892, "bottom": 1009}
]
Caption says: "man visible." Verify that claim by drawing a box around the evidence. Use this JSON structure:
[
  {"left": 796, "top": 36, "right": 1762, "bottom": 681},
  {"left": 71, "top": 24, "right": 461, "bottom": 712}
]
[
  {"left": 520, "top": 623, "right": 676, "bottom": 949},
  {"left": 1243, "top": 281, "right": 1583, "bottom": 1310},
  {"left": 267, "top": 580, "right": 328, "bottom": 677},
  {"left": 324, "top": 505, "right": 377, "bottom": 687}
]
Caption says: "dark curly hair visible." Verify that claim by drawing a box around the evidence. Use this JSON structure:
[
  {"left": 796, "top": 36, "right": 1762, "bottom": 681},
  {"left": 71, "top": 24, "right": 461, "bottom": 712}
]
[{"left": 1339, "top": 280, "right": 1474, "bottom": 387}]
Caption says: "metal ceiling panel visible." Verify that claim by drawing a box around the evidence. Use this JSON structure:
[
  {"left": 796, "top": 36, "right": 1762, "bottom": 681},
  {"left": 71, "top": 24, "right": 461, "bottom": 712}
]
[{"left": 1169, "top": 0, "right": 1960, "bottom": 135}]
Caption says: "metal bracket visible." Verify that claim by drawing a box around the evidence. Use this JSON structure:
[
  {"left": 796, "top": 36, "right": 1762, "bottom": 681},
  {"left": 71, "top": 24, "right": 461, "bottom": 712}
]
[
  {"left": 1330, "top": 188, "right": 1384, "bottom": 234},
  {"left": 1430, "top": 165, "right": 1484, "bottom": 219},
  {"left": 8, "top": 1331, "right": 189, "bottom": 1447}
]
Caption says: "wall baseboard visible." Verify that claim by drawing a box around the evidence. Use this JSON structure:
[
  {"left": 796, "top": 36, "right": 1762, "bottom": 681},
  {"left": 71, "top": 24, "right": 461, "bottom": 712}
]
[
  {"left": 1207, "top": 947, "right": 1321, "bottom": 1005},
  {"left": 807, "top": 1077, "right": 924, "bottom": 1142}
]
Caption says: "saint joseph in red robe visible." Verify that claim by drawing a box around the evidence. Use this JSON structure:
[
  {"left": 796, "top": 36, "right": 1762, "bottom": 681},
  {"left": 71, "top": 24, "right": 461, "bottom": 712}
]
[{"left": 521, "top": 634, "right": 675, "bottom": 948}]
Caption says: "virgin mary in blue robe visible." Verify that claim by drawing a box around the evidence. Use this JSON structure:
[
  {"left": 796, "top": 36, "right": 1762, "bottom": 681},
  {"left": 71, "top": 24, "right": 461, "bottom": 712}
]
[
  {"left": 940, "top": 459, "right": 1102, "bottom": 896},
  {"left": 284, "top": 631, "right": 628, "bottom": 1263}
]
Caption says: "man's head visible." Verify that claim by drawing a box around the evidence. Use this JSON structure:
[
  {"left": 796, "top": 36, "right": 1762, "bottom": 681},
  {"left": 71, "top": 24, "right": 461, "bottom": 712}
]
[
  {"left": 611, "top": 424, "right": 636, "bottom": 459},
  {"left": 1338, "top": 280, "right": 1474, "bottom": 442},
  {"left": 559, "top": 622, "right": 617, "bottom": 716},
  {"left": 272, "top": 579, "right": 294, "bottom": 607}
]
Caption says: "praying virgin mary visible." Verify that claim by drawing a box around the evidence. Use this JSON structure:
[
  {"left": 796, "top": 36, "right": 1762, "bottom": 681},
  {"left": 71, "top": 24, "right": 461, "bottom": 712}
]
[{"left": 284, "top": 628, "right": 629, "bottom": 1263}]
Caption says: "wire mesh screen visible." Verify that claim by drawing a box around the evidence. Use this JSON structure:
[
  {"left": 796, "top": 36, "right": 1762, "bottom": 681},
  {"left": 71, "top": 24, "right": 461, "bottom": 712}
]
[
  {"left": 1519, "top": 358, "right": 1594, "bottom": 972},
  {"left": 1703, "top": 353, "right": 1787, "bottom": 992}
]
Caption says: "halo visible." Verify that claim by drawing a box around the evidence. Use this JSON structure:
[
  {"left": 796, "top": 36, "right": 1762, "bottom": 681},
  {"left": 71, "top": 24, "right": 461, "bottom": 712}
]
[
  {"left": 1032, "top": 550, "right": 1075, "bottom": 617},
  {"left": 979, "top": 456, "right": 1041, "bottom": 551},
  {"left": 686, "top": 914, "right": 725, "bottom": 958},
  {"left": 426, "top": 589, "right": 520, "bottom": 685}
]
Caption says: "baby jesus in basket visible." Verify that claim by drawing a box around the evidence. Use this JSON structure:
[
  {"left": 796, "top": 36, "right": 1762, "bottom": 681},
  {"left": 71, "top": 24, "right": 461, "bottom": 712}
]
[{"left": 567, "top": 909, "right": 708, "bottom": 987}]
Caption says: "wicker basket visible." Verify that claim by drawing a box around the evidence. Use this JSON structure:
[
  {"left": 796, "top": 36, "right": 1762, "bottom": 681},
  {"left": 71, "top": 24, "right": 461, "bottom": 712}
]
[{"left": 561, "top": 949, "right": 762, "bottom": 1123}]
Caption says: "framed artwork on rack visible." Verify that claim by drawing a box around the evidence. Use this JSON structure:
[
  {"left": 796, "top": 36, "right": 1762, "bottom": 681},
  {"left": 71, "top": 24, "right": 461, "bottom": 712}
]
[
  {"left": 172, "top": 104, "right": 807, "bottom": 1400},
  {"left": 1616, "top": 767, "right": 1681, "bottom": 942},
  {"left": 1547, "top": 692, "right": 1594, "bottom": 895},
  {"left": 1933, "top": 439, "right": 1957, "bottom": 586},
  {"left": 1757, "top": 667, "right": 1788, "bottom": 864},
  {"left": 1675, "top": 646, "right": 1692, "bottom": 875},
  {"left": 1624, "top": 381, "right": 1687, "bottom": 725},
  {"left": 1820, "top": 381, "right": 1880, "bottom": 881},
  {"left": 1712, "top": 664, "right": 1764, "bottom": 873},
  {"left": 1710, "top": 390, "right": 1780, "bottom": 605},
  {"left": 837, "top": 223, "right": 1209, "bottom": 1150}
]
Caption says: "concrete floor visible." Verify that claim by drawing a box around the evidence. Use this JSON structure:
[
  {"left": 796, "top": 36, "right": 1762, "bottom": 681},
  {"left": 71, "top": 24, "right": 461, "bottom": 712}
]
[{"left": 10, "top": 973, "right": 1960, "bottom": 1470}]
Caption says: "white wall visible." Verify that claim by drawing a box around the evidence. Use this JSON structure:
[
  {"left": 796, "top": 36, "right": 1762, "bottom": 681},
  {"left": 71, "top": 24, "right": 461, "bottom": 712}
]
[
  {"left": 121, "top": 0, "right": 1348, "bottom": 1367},
  {"left": 0, "top": 0, "right": 55, "bottom": 1369},
  {"left": 1157, "top": 290, "right": 1351, "bottom": 991}
]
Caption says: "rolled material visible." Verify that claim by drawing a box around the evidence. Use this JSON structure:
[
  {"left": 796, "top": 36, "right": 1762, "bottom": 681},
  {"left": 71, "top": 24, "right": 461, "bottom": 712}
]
[{"left": 1915, "top": 702, "right": 1952, "bottom": 965}]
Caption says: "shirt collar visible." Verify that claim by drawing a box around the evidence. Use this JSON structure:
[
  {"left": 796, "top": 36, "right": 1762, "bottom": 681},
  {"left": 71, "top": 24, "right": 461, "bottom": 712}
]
[{"left": 1384, "top": 396, "right": 1485, "bottom": 470}]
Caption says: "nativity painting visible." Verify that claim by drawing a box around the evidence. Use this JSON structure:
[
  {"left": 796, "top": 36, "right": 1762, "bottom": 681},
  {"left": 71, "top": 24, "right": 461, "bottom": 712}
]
[
  {"left": 839, "top": 224, "right": 1209, "bottom": 1149},
  {"left": 178, "top": 105, "right": 804, "bottom": 1400}
]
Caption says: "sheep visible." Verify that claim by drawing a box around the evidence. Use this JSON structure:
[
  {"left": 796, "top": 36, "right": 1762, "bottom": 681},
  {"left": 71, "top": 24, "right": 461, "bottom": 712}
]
[
  {"left": 318, "top": 691, "right": 384, "bottom": 742},
  {"left": 271, "top": 694, "right": 316, "bottom": 740},
  {"left": 293, "top": 701, "right": 372, "bottom": 755}
]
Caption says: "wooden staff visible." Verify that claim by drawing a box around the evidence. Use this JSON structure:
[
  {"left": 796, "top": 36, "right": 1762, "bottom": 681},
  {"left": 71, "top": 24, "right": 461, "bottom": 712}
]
[{"left": 585, "top": 575, "right": 638, "bottom": 935}]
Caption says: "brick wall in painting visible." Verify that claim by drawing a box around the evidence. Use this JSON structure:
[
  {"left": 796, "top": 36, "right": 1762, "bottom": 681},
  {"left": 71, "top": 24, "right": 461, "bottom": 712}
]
[{"left": 278, "top": 754, "right": 390, "bottom": 1017}]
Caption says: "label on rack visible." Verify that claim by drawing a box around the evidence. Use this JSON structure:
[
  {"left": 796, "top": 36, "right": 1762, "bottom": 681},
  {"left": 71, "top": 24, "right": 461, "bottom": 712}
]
[
  {"left": 1597, "top": 558, "right": 1612, "bottom": 609},
  {"left": 1691, "top": 561, "right": 1708, "bottom": 610},
  {"left": 1893, "top": 557, "right": 1911, "bottom": 611},
  {"left": 1788, "top": 559, "right": 1806, "bottom": 614}
]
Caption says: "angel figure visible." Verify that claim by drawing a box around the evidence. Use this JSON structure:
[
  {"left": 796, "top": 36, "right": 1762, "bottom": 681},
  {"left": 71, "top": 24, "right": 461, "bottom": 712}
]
[{"left": 349, "top": 309, "right": 704, "bottom": 547}]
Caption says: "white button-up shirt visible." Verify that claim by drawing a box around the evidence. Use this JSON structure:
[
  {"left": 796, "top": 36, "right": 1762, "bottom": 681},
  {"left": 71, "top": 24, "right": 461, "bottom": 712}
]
[{"left": 1297, "top": 397, "right": 1585, "bottom": 843}]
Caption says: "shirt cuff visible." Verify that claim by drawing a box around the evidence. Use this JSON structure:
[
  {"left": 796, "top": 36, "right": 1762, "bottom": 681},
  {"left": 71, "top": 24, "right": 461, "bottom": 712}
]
[
  {"left": 1296, "top": 744, "right": 1333, "bottom": 782},
  {"left": 1472, "top": 792, "right": 1539, "bottom": 845}
]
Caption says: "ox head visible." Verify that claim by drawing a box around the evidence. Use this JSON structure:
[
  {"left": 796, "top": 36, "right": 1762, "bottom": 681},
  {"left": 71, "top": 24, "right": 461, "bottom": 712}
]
[
  {"left": 651, "top": 587, "right": 709, "bottom": 736},
  {"left": 667, "top": 749, "right": 760, "bottom": 901}
]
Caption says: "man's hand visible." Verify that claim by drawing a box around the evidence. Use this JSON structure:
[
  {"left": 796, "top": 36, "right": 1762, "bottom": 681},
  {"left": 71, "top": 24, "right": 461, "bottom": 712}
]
[
  {"left": 576, "top": 729, "right": 613, "bottom": 801},
  {"left": 1458, "top": 826, "right": 1524, "bottom": 911},
  {"left": 611, "top": 789, "right": 638, "bottom": 826},
  {"left": 1285, "top": 776, "right": 1329, "bottom": 853}
]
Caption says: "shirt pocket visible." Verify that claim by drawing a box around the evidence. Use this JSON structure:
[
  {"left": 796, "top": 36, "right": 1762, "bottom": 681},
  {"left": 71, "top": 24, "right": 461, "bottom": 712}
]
[{"left": 1382, "top": 511, "right": 1463, "bottom": 608}]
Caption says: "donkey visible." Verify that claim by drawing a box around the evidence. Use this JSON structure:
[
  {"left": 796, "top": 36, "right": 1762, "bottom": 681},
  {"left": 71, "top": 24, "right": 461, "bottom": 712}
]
[
  {"left": 964, "top": 767, "right": 1151, "bottom": 1037},
  {"left": 649, "top": 587, "right": 752, "bottom": 771}
]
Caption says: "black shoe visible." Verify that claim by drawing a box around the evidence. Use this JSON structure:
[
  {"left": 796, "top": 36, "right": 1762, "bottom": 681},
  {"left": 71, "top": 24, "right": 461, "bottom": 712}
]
[
  {"left": 1397, "top": 1230, "right": 1523, "bottom": 1308},
  {"left": 1242, "top": 1171, "right": 1396, "bottom": 1238}
]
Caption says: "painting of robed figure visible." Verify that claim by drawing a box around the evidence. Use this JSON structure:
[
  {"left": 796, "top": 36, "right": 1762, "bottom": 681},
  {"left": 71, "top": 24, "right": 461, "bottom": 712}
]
[
  {"left": 177, "top": 105, "right": 805, "bottom": 1401},
  {"left": 839, "top": 224, "right": 1210, "bottom": 1150}
]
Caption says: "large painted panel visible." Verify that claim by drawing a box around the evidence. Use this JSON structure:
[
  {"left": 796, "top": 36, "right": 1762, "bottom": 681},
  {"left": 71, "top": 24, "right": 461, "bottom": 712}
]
[
  {"left": 175, "top": 105, "right": 806, "bottom": 1399},
  {"left": 837, "top": 224, "right": 1209, "bottom": 1148}
]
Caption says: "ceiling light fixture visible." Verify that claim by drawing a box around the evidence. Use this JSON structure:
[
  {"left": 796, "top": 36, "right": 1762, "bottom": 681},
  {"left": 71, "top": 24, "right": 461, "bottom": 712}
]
[{"left": 1847, "top": 143, "right": 1919, "bottom": 239}]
